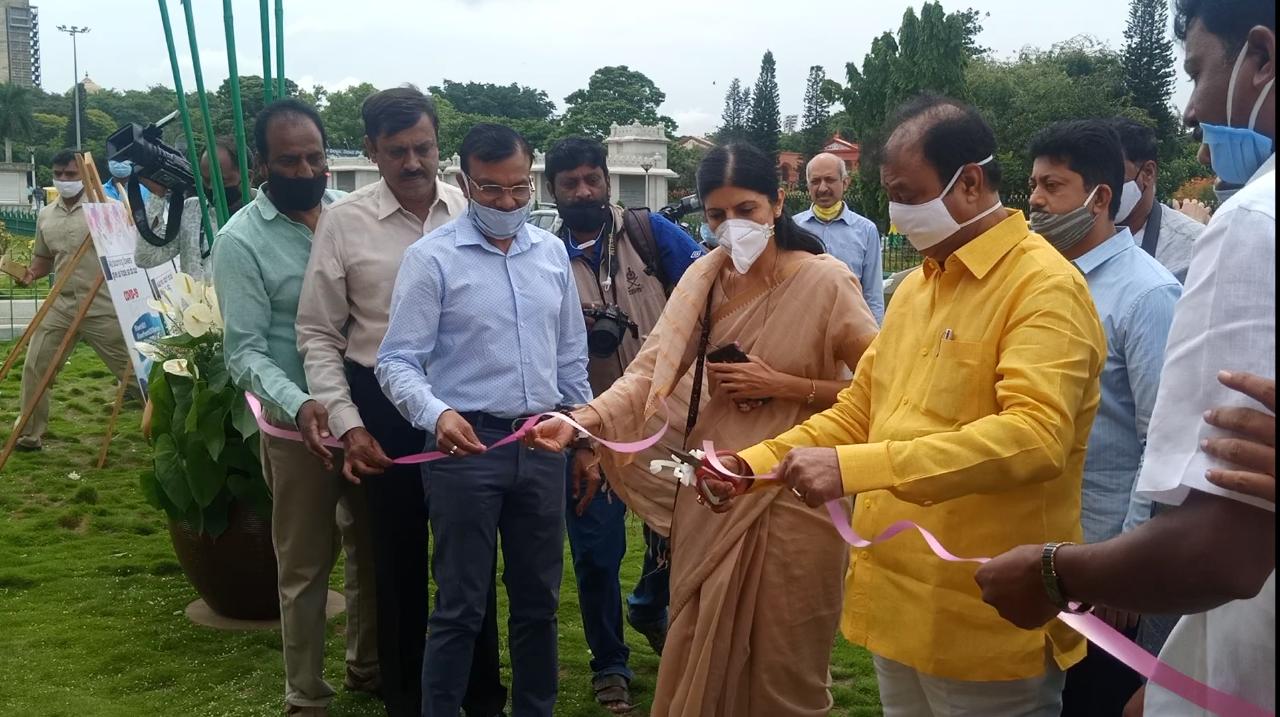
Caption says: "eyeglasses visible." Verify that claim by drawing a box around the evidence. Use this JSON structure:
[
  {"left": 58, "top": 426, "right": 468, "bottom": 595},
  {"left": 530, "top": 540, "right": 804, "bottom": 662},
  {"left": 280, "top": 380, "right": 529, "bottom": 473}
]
[{"left": 466, "top": 175, "right": 534, "bottom": 203}]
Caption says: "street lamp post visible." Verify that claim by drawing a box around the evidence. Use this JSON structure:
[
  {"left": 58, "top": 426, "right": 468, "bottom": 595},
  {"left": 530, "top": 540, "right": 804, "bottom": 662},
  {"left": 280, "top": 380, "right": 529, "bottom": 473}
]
[
  {"left": 57, "top": 25, "right": 91, "bottom": 150},
  {"left": 640, "top": 159, "right": 653, "bottom": 208}
]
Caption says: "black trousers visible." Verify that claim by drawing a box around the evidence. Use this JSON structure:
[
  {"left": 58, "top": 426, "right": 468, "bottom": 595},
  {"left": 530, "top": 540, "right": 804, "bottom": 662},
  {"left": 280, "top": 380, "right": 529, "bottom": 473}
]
[
  {"left": 347, "top": 362, "right": 507, "bottom": 717},
  {"left": 1061, "top": 621, "right": 1143, "bottom": 717}
]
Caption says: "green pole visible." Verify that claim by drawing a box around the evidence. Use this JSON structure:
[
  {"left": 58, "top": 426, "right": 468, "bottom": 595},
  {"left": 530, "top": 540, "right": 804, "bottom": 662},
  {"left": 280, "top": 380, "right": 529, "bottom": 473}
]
[
  {"left": 156, "top": 0, "right": 217, "bottom": 255},
  {"left": 259, "top": 0, "right": 273, "bottom": 104},
  {"left": 179, "top": 0, "right": 229, "bottom": 226},
  {"left": 222, "top": 0, "right": 252, "bottom": 206},
  {"left": 274, "top": 0, "right": 285, "bottom": 98}
]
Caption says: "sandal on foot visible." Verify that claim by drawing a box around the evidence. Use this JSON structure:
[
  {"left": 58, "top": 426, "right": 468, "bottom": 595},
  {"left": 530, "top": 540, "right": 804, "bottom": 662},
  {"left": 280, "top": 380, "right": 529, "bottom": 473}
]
[{"left": 593, "top": 674, "right": 635, "bottom": 714}]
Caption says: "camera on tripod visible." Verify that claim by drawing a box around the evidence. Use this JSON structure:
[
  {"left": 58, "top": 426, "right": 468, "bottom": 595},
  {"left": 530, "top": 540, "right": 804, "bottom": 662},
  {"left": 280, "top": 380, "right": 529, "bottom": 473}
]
[
  {"left": 583, "top": 305, "right": 640, "bottom": 358},
  {"left": 106, "top": 110, "right": 196, "bottom": 247}
]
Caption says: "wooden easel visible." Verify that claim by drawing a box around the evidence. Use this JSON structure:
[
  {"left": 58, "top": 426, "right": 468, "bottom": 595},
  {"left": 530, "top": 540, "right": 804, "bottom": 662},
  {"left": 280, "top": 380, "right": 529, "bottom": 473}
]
[{"left": 0, "top": 153, "right": 131, "bottom": 472}]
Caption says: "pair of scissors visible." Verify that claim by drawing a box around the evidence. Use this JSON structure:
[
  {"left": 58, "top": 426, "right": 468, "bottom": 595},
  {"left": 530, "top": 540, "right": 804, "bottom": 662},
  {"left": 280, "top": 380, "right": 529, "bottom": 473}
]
[{"left": 669, "top": 447, "right": 735, "bottom": 506}]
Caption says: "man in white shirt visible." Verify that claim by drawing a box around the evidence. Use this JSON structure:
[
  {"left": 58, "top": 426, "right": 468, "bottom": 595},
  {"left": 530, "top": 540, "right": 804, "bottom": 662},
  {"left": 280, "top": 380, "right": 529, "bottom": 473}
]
[{"left": 974, "top": 1, "right": 1275, "bottom": 714}]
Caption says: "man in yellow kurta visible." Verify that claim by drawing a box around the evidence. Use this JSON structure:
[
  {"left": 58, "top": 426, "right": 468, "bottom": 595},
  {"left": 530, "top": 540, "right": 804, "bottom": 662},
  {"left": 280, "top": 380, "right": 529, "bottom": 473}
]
[{"left": 711, "top": 96, "right": 1106, "bottom": 715}]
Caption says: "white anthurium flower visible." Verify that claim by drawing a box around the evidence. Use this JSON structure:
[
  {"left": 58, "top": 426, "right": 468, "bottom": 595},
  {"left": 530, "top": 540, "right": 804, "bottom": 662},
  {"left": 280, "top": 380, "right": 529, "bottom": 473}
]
[
  {"left": 182, "top": 302, "right": 216, "bottom": 338},
  {"left": 135, "top": 341, "right": 166, "bottom": 361},
  {"left": 162, "top": 358, "right": 195, "bottom": 378},
  {"left": 648, "top": 448, "right": 706, "bottom": 487},
  {"left": 204, "top": 284, "right": 223, "bottom": 330},
  {"left": 173, "top": 272, "right": 199, "bottom": 309}
]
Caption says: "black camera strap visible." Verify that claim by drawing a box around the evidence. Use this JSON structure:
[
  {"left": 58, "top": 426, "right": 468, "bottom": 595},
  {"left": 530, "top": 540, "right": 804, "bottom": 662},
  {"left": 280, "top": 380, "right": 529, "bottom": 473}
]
[
  {"left": 129, "top": 175, "right": 185, "bottom": 247},
  {"left": 683, "top": 287, "right": 716, "bottom": 448}
]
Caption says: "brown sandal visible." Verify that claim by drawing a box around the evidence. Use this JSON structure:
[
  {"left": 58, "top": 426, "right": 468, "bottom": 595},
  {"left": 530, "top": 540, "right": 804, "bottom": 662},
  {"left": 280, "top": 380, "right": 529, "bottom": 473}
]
[{"left": 593, "top": 674, "right": 635, "bottom": 714}]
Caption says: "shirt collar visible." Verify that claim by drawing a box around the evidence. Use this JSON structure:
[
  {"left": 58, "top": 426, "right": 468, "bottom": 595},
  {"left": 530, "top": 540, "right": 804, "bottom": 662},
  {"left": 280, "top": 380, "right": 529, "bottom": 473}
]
[
  {"left": 375, "top": 178, "right": 456, "bottom": 222},
  {"left": 927, "top": 208, "right": 1027, "bottom": 280},
  {"left": 1073, "top": 228, "right": 1135, "bottom": 276},
  {"left": 57, "top": 198, "right": 84, "bottom": 215},
  {"left": 563, "top": 204, "right": 622, "bottom": 261},
  {"left": 1248, "top": 153, "right": 1276, "bottom": 185}
]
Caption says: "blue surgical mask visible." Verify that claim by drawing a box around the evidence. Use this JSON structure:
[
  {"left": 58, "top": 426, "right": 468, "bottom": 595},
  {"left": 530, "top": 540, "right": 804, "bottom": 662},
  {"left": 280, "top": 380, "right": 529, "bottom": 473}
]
[
  {"left": 699, "top": 222, "right": 717, "bottom": 247},
  {"left": 462, "top": 174, "right": 532, "bottom": 239},
  {"left": 108, "top": 160, "right": 133, "bottom": 179},
  {"left": 1200, "top": 44, "right": 1276, "bottom": 186}
]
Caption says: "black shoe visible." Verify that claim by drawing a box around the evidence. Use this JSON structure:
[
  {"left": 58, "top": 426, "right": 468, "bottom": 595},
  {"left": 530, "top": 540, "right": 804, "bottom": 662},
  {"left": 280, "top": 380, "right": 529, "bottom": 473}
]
[
  {"left": 14, "top": 440, "right": 42, "bottom": 452},
  {"left": 628, "top": 615, "right": 668, "bottom": 655}
]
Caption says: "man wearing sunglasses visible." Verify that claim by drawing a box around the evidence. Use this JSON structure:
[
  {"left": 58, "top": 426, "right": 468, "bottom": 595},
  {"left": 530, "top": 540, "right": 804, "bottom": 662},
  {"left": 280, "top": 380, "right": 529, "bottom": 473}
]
[{"left": 377, "top": 123, "right": 591, "bottom": 717}]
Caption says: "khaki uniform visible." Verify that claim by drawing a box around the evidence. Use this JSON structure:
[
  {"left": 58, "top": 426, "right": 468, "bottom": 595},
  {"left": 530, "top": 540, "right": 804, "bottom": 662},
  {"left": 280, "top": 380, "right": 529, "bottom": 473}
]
[{"left": 18, "top": 198, "right": 129, "bottom": 447}]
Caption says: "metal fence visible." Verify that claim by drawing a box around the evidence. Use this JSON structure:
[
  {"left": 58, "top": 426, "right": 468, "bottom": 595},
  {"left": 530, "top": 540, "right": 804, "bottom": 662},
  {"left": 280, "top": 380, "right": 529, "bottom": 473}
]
[
  {"left": 0, "top": 221, "right": 48, "bottom": 342},
  {"left": 0, "top": 207, "right": 38, "bottom": 235}
]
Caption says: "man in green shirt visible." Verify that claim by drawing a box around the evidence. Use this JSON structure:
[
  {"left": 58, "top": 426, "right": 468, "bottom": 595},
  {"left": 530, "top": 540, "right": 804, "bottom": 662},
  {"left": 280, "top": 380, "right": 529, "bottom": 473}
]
[{"left": 213, "top": 99, "right": 378, "bottom": 717}]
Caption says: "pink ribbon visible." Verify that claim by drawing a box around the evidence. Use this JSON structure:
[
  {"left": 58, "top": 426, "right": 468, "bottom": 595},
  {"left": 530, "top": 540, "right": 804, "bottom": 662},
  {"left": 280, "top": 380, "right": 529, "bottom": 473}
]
[
  {"left": 244, "top": 392, "right": 667, "bottom": 465},
  {"left": 702, "top": 447, "right": 1274, "bottom": 717},
  {"left": 246, "top": 390, "right": 1269, "bottom": 716}
]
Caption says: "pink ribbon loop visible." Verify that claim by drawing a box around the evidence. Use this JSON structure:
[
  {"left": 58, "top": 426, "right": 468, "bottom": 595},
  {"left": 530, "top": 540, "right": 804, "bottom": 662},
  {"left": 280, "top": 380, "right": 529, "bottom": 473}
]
[
  {"left": 247, "top": 391, "right": 1272, "bottom": 717},
  {"left": 701, "top": 445, "right": 1273, "bottom": 717}
]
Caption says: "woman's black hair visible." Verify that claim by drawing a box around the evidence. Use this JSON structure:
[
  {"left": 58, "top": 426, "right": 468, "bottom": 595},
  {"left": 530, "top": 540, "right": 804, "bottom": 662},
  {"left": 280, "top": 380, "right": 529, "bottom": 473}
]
[{"left": 696, "top": 142, "right": 825, "bottom": 256}]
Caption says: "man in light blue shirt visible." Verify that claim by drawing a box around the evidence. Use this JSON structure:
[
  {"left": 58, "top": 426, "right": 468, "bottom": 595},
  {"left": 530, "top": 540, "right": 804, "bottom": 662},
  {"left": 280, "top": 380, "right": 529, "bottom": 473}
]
[
  {"left": 377, "top": 123, "right": 591, "bottom": 717},
  {"left": 794, "top": 152, "right": 885, "bottom": 321},
  {"left": 1028, "top": 119, "right": 1181, "bottom": 716}
]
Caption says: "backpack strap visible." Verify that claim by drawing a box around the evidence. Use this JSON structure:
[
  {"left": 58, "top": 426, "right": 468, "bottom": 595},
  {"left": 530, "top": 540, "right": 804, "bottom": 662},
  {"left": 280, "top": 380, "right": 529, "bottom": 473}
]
[{"left": 621, "top": 208, "right": 672, "bottom": 296}]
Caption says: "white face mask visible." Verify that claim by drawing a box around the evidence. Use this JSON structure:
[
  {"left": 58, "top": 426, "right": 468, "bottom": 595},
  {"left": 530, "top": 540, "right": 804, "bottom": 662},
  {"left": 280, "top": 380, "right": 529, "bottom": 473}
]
[
  {"left": 54, "top": 179, "right": 84, "bottom": 199},
  {"left": 888, "top": 156, "right": 1002, "bottom": 251},
  {"left": 1114, "top": 179, "right": 1142, "bottom": 223},
  {"left": 715, "top": 218, "right": 772, "bottom": 274}
]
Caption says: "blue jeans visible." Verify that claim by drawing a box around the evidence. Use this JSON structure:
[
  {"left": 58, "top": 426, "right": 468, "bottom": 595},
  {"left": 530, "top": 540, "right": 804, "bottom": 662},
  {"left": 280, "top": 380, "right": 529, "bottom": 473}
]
[
  {"left": 564, "top": 467, "right": 670, "bottom": 682},
  {"left": 423, "top": 427, "right": 566, "bottom": 717}
]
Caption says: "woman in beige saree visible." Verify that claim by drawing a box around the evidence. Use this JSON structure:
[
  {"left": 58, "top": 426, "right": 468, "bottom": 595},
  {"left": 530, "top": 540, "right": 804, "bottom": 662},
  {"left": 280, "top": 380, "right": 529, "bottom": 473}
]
[{"left": 532, "top": 144, "right": 879, "bottom": 716}]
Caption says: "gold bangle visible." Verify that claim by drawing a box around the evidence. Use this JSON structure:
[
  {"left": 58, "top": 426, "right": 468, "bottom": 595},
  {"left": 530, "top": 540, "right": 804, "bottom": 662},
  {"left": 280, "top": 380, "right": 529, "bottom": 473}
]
[{"left": 805, "top": 379, "right": 817, "bottom": 405}]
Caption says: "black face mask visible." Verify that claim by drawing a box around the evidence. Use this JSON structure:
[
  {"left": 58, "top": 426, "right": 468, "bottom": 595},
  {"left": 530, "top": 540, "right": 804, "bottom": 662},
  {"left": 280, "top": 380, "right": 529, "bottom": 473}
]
[
  {"left": 222, "top": 183, "right": 243, "bottom": 211},
  {"left": 558, "top": 202, "right": 610, "bottom": 233},
  {"left": 267, "top": 171, "right": 327, "bottom": 212}
]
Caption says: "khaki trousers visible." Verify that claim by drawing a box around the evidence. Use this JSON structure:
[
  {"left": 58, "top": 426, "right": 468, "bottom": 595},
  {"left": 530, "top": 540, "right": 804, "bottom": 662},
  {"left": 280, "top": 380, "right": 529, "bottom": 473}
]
[
  {"left": 18, "top": 307, "right": 130, "bottom": 444},
  {"left": 262, "top": 429, "right": 379, "bottom": 708}
]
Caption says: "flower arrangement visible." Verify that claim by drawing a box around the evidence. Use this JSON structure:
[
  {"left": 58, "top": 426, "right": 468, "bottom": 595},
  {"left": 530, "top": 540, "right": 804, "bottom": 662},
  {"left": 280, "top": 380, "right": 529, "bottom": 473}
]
[{"left": 137, "top": 273, "right": 268, "bottom": 537}]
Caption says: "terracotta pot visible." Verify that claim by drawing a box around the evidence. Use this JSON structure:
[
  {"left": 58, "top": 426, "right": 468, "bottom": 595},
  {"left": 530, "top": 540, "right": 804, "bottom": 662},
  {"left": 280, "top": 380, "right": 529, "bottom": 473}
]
[{"left": 168, "top": 499, "right": 279, "bottom": 621}]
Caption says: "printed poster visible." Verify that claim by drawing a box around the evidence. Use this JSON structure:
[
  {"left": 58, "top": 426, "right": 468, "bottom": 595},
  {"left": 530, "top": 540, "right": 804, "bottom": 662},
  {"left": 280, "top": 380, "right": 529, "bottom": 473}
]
[{"left": 82, "top": 202, "right": 178, "bottom": 397}]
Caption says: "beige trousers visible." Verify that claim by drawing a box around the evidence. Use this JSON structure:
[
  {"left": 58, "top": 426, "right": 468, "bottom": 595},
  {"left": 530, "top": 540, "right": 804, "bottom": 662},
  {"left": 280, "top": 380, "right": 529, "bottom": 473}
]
[
  {"left": 262, "top": 429, "right": 379, "bottom": 708},
  {"left": 17, "top": 307, "right": 130, "bottom": 445},
  {"left": 873, "top": 652, "right": 1066, "bottom": 717}
]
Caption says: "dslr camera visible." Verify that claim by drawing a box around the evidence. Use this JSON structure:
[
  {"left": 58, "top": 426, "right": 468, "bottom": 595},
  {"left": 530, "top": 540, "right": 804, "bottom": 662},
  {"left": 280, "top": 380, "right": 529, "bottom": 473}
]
[
  {"left": 106, "top": 110, "right": 196, "bottom": 247},
  {"left": 583, "top": 305, "right": 640, "bottom": 358}
]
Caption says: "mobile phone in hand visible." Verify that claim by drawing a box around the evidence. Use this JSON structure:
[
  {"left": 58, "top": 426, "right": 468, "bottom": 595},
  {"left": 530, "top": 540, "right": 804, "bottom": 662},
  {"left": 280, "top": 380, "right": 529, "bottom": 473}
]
[{"left": 707, "top": 342, "right": 750, "bottom": 364}]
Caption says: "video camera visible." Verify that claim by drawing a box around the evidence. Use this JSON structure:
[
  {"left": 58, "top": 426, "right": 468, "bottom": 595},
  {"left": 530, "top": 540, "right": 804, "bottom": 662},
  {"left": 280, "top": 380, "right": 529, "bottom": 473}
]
[
  {"left": 657, "top": 194, "right": 701, "bottom": 223},
  {"left": 106, "top": 111, "right": 196, "bottom": 247},
  {"left": 583, "top": 304, "right": 639, "bottom": 358}
]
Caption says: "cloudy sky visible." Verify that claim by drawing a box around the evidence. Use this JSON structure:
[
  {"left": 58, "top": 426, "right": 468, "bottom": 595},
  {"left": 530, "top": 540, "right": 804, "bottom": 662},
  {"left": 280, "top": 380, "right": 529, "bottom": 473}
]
[{"left": 39, "top": 0, "right": 1192, "bottom": 136}]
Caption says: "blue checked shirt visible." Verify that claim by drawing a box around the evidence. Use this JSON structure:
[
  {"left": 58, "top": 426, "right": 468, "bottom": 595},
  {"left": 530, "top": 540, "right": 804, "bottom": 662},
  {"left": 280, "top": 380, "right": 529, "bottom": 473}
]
[
  {"left": 376, "top": 214, "right": 592, "bottom": 434},
  {"left": 795, "top": 204, "right": 885, "bottom": 322},
  {"left": 1074, "top": 228, "right": 1182, "bottom": 543}
]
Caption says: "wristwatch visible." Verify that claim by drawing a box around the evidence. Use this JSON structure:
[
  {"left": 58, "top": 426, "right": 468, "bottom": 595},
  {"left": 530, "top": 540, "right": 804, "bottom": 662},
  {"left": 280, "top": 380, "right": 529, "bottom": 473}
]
[{"left": 1041, "top": 542, "right": 1092, "bottom": 614}]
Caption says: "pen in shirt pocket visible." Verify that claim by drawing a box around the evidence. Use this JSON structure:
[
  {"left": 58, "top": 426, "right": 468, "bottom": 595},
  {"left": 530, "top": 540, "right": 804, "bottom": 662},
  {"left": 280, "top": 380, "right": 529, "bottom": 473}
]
[{"left": 936, "top": 328, "right": 954, "bottom": 356}]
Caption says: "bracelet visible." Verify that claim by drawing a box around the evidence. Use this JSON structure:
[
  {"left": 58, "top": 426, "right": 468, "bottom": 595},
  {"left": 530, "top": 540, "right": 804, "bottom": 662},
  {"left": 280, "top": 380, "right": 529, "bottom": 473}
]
[
  {"left": 1041, "top": 542, "right": 1092, "bottom": 614},
  {"left": 805, "top": 379, "right": 817, "bottom": 405}
]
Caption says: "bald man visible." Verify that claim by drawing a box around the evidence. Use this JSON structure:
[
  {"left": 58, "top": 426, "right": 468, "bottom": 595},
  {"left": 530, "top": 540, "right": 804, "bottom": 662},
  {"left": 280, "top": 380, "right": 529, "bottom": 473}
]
[{"left": 795, "top": 153, "right": 884, "bottom": 321}]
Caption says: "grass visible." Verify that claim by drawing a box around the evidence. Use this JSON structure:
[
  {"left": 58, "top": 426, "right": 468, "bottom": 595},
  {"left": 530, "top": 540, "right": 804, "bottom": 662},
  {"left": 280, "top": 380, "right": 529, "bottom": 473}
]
[{"left": 0, "top": 345, "right": 882, "bottom": 716}]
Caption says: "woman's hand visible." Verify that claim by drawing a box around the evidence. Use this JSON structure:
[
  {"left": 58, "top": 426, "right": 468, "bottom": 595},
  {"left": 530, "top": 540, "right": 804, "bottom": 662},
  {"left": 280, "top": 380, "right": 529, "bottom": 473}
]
[{"left": 707, "top": 354, "right": 782, "bottom": 410}]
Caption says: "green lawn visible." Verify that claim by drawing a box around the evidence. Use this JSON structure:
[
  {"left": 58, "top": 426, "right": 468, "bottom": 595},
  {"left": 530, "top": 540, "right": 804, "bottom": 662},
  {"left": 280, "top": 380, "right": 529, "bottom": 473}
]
[{"left": 0, "top": 345, "right": 881, "bottom": 716}]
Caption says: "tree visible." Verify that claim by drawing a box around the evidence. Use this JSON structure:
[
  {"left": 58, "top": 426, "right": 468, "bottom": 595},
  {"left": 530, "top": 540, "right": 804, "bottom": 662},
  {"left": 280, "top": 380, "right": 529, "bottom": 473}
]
[
  {"left": 0, "top": 83, "right": 36, "bottom": 161},
  {"left": 1121, "top": 0, "right": 1177, "bottom": 134},
  {"left": 560, "top": 66, "right": 677, "bottom": 140},
  {"left": 667, "top": 141, "right": 707, "bottom": 197},
  {"left": 800, "top": 65, "right": 832, "bottom": 158},
  {"left": 716, "top": 78, "right": 750, "bottom": 144},
  {"left": 827, "top": 1, "right": 986, "bottom": 228},
  {"left": 319, "top": 82, "right": 380, "bottom": 149},
  {"left": 429, "top": 80, "right": 556, "bottom": 121},
  {"left": 746, "top": 51, "right": 782, "bottom": 158}
]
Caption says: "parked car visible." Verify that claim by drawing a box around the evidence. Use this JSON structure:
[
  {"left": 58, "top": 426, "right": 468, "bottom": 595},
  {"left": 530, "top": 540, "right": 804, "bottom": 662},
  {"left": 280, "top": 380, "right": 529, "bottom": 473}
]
[{"left": 529, "top": 208, "right": 561, "bottom": 234}]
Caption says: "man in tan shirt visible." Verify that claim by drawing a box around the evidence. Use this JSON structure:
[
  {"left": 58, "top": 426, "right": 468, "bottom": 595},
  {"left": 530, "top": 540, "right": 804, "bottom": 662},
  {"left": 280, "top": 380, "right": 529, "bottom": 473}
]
[
  {"left": 296, "top": 87, "right": 507, "bottom": 717},
  {"left": 15, "top": 149, "right": 130, "bottom": 451}
]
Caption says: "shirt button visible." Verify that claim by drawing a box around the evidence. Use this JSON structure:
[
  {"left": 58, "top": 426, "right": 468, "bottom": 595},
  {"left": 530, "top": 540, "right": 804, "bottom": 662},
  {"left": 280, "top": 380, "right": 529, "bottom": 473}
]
[
  {"left": 901, "top": 398, "right": 909, "bottom": 406},
  {"left": 920, "top": 348, "right": 928, "bottom": 356}
]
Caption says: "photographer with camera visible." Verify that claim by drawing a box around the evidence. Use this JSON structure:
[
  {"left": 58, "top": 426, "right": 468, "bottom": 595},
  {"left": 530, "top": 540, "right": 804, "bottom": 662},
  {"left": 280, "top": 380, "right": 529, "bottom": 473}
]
[
  {"left": 546, "top": 136, "right": 703, "bottom": 713},
  {"left": 134, "top": 137, "right": 249, "bottom": 281}
]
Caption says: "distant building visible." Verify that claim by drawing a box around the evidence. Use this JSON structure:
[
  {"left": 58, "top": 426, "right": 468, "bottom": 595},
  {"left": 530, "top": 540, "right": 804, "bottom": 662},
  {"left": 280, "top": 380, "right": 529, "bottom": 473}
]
[
  {"left": 330, "top": 123, "right": 679, "bottom": 210},
  {"left": 777, "top": 150, "right": 803, "bottom": 188},
  {"left": 819, "top": 134, "right": 862, "bottom": 173},
  {"left": 1, "top": 0, "right": 39, "bottom": 88},
  {"left": 79, "top": 73, "right": 103, "bottom": 94},
  {"left": 675, "top": 135, "right": 715, "bottom": 152},
  {"left": 783, "top": 115, "right": 799, "bottom": 134}
]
